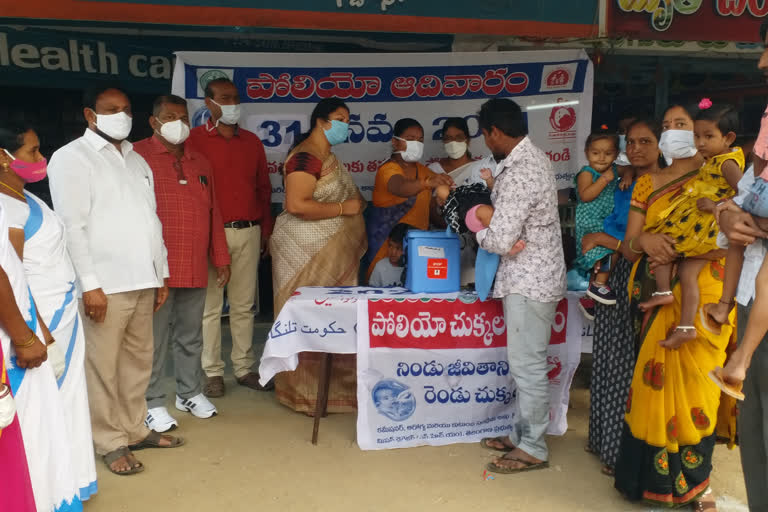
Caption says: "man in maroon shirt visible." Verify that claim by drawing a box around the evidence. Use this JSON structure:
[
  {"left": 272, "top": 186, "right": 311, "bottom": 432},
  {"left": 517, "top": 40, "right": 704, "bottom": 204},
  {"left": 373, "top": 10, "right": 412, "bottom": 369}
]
[
  {"left": 135, "top": 95, "right": 231, "bottom": 431},
  {"left": 188, "top": 78, "right": 273, "bottom": 397}
]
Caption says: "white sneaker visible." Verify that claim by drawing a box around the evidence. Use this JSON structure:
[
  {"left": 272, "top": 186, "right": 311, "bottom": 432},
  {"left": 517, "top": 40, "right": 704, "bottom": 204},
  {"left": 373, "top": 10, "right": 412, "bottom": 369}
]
[
  {"left": 175, "top": 393, "right": 217, "bottom": 419},
  {"left": 145, "top": 406, "right": 178, "bottom": 433}
]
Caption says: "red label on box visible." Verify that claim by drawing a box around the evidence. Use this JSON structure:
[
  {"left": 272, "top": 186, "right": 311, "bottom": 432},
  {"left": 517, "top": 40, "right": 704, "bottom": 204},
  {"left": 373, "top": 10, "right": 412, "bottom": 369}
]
[{"left": 427, "top": 258, "right": 447, "bottom": 279}]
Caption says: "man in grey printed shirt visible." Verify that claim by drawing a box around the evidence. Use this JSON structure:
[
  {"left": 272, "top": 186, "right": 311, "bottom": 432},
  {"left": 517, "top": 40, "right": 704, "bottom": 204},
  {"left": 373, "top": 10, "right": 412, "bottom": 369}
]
[{"left": 474, "top": 98, "right": 566, "bottom": 474}]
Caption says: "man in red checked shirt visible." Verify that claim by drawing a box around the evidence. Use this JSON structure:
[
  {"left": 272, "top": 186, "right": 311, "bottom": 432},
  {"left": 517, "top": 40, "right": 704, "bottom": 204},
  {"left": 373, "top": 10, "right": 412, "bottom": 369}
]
[
  {"left": 188, "top": 78, "right": 274, "bottom": 397},
  {"left": 134, "top": 95, "right": 231, "bottom": 432}
]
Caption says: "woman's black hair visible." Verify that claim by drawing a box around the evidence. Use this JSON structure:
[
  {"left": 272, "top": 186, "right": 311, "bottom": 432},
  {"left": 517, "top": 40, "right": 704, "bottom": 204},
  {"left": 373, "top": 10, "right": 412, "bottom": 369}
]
[
  {"left": 290, "top": 98, "right": 349, "bottom": 150},
  {"left": 663, "top": 102, "right": 698, "bottom": 125},
  {"left": 695, "top": 101, "right": 739, "bottom": 136},
  {"left": 393, "top": 118, "right": 423, "bottom": 138},
  {"left": 626, "top": 116, "right": 667, "bottom": 169},
  {"left": 441, "top": 117, "right": 470, "bottom": 140},
  {"left": 0, "top": 124, "right": 33, "bottom": 154}
]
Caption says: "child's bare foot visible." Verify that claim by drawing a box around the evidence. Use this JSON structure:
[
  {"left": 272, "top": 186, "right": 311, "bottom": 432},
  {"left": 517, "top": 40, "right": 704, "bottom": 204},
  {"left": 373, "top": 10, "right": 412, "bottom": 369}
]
[
  {"left": 703, "top": 301, "right": 732, "bottom": 327},
  {"left": 508, "top": 240, "right": 525, "bottom": 256},
  {"left": 659, "top": 325, "right": 696, "bottom": 349},
  {"left": 638, "top": 291, "right": 674, "bottom": 312}
]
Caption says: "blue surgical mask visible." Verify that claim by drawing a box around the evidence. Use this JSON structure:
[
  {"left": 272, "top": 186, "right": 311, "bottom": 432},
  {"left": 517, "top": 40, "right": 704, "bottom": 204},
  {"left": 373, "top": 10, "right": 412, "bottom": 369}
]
[{"left": 324, "top": 120, "right": 349, "bottom": 146}]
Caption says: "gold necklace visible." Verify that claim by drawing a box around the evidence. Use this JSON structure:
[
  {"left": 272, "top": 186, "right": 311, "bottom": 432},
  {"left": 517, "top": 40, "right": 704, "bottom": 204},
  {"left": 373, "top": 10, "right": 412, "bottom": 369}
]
[{"left": 0, "top": 181, "right": 25, "bottom": 200}]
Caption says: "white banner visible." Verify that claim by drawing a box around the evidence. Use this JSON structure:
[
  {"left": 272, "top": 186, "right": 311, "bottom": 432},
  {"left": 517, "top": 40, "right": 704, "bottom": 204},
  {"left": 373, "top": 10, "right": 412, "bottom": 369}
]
[
  {"left": 172, "top": 50, "right": 593, "bottom": 201},
  {"left": 356, "top": 294, "right": 582, "bottom": 451}
]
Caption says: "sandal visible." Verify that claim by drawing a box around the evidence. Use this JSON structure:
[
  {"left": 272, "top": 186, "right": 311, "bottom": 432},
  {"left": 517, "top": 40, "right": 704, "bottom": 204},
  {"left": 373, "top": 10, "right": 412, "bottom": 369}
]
[
  {"left": 486, "top": 453, "right": 549, "bottom": 474},
  {"left": 128, "top": 430, "right": 185, "bottom": 451},
  {"left": 709, "top": 366, "right": 745, "bottom": 401},
  {"left": 692, "top": 489, "right": 717, "bottom": 511},
  {"left": 480, "top": 436, "right": 516, "bottom": 452},
  {"left": 103, "top": 446, "right": 144, "bottom": 476}
]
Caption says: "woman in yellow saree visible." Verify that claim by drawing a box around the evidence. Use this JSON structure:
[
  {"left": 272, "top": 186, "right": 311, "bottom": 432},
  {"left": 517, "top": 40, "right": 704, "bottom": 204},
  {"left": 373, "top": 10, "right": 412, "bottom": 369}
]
[
  {"left": 613, "top": 117, "right": 733, "bottom": 509},
  {"left": 270, "top": 99, "right": 367, "bottom": 413}
]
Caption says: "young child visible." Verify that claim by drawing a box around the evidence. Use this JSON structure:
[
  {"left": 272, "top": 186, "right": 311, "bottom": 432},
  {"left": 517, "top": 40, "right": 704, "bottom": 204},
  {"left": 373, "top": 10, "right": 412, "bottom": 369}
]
[
  {"left": 435, "top": 171, "right": 525, "bottom": 252},
  {"left": 572, "top": 133, "right": 632, "bottom": 320},
  {"left": 641, "top": 101, "right": 744, "bottom": 348},
  {"left": 369, "top": 223, "right": 410, "bottom": 287}
]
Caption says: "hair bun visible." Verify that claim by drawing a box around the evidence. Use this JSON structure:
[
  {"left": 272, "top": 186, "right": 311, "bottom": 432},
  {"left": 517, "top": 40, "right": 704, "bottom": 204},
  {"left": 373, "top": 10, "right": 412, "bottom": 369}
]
[{"left": 698, "top": 98, "right": 713, "bottom": 110}]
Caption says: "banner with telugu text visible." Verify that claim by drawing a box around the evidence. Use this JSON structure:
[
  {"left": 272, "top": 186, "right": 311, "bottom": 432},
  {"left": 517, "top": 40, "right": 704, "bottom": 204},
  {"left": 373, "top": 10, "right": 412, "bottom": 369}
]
[
  {"left": 356, "top": 295, "right": 583, "bottom": 450},
  {"left": 171, "top": 50, "right": 593, "bottom": 201}
]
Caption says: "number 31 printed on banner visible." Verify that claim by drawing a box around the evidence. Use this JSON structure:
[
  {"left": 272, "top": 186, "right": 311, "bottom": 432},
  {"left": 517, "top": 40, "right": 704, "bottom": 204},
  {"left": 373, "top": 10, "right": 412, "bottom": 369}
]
[
  {"left": 246, "top": 113, "right": 484, "bottom": 152},
  {"left": 246, "top": 115, "right": 309, "bottom": 152}
]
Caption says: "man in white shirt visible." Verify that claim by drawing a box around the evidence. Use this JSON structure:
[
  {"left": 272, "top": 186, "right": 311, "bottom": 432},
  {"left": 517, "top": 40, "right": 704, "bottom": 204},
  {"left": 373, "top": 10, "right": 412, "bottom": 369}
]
[
  {"left": 48, "top": 85, "right": 182, "bottom": 475},
  {"left": 474, "top": 99, "right": 566, "bottom": 475}
]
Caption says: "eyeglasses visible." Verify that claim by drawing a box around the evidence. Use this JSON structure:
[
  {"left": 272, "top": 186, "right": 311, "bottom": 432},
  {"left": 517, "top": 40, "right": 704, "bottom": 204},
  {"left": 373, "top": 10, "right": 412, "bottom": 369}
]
[{"left": 173, "top": 159, "right": 188, "bottom": 185}]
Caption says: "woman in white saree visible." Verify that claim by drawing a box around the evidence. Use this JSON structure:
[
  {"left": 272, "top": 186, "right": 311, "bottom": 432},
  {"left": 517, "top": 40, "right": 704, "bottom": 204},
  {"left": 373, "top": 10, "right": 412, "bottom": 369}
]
[{"left": 0, "top": 125, "right": 96, "bottom": 507}]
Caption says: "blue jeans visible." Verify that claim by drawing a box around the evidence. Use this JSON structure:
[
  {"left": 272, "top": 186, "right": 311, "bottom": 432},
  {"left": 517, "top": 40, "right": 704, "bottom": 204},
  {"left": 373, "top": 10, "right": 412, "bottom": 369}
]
[{"left": 503, "top": 294, "right": 558, "bottom": 461}]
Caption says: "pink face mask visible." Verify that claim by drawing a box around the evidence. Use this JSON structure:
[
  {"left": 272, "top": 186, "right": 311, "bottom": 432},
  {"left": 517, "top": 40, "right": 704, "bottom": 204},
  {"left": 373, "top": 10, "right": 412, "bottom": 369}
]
[{"left": 3, "top": 149, "right": 47, "bottom": 183}]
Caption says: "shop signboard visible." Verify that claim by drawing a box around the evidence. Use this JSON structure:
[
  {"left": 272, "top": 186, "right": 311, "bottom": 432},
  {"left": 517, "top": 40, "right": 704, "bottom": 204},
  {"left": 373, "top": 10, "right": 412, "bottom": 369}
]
[
  {"left": 5, "top": 0, "right": 597, "bottom": 37},
  {"left": 0, "top": 26, "right": 450, "bottom": 92},
  {"left": 609, "top": 0, "right": 768, "bottom": 42}
]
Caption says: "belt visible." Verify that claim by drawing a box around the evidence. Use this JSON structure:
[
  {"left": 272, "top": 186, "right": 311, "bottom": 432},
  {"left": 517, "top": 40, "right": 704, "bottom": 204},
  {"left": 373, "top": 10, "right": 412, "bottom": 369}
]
[{"left": 224, "top": 220, "right": 259, "bottom": 229}]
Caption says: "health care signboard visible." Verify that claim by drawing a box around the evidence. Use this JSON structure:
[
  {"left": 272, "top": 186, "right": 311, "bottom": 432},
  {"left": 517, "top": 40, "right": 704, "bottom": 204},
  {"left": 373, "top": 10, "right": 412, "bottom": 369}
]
[
  {"left": 171, "top": 50, "right": 593, "bottom": 201},
  {"left": 609, "top": 0, "right": 768, "bottom": 42}
]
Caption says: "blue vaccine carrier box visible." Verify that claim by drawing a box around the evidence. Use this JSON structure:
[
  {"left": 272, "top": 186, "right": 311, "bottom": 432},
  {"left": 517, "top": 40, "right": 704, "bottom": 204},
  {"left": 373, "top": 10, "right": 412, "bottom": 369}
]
[{"left": 404, "top": 230, "right": 461, "bottom": 293}]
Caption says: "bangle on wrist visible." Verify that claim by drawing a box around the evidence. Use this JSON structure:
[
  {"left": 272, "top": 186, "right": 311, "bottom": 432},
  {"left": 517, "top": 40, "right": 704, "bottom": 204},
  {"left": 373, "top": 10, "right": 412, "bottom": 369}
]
[
  {"left": 0, "top": 384, "right": 9, "bottom": 399},
  {"left": 337, "top": 202, "right": 344, "bottom": 217},
  {"left": 628, "top": 237, "right": 643, "bottom": 254},
  {"left": 13, "top": 332, "right": 36, "bottom": 348},
  {"left": 719, "top": 298, "right": 735, "bottom": 306},
  {"left": 616, "top": 240, "right": 622, "bottom": 251},
  {"left": 45, "top": 338, "right": 55, "bottom": 346}
]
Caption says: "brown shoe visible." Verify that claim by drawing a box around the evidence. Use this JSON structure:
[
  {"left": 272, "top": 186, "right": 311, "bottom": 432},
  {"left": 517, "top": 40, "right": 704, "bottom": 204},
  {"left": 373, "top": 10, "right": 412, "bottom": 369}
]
[
  {"left": 204, "top": 376, "right": 225, "bottom": 398},
  {"left": 236, "top": 372, "right": 274, "bottom": 391}
]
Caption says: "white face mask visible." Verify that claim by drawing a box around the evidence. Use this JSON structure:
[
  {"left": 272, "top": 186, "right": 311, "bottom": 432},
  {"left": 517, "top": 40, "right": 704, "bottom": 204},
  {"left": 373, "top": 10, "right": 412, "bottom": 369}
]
[
  {"left": 157, "top": 119, "right": 190, "bottom": 145},
  {"left": 95, "top": 111, "right": 132, "bottom": 141},
  {"left": 444, "top": 141, "right": 468, "bottom": 160},
  {"left": 395, "top": 136, "right": 424, "bottom": 163},
  {"left": 211, "top": 99, "right": 241, "bottom": 125},
  {"left": 659, "top": 129, "right": 696, "bottom": 161}
]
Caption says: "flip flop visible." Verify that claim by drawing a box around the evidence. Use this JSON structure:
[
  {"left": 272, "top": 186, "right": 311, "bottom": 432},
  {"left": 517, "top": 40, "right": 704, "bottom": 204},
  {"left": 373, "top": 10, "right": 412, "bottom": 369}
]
[
  {"left": 486, "top": 456, "right": 549, "bottom": 474},
  {"left": 708, "top": 367, "right": 745, "bottom": 401},
  {"left": 700, "top": 304, "right": 723, "bottom": 335},
  {"left": 480, "top": 436, "right": 515, "bottom": 452},
  {"left": 103, "top": 446, "right": 144, "bottom": 476},
  {"left": 128, "top": 430, "right": 185, "bottom": 450}
]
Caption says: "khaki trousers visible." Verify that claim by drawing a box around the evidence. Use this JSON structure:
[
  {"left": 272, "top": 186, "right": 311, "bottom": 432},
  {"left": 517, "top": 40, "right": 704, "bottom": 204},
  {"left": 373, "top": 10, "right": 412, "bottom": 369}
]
[
  {"left": 81, "top": 288, "right": 154, "bottom": 455},
  {"left": 202, "top": 224, "right": 259, "bottom": 379}
]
